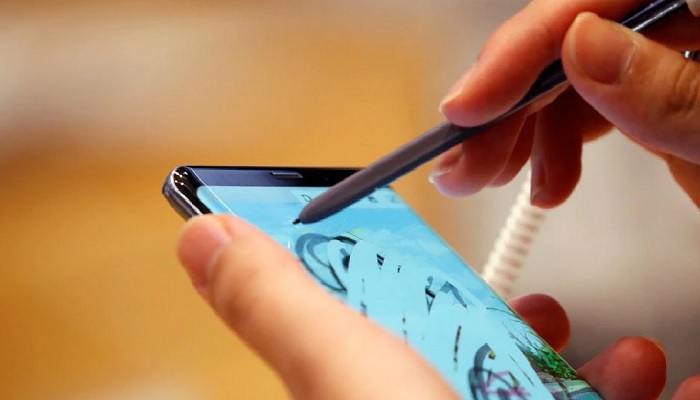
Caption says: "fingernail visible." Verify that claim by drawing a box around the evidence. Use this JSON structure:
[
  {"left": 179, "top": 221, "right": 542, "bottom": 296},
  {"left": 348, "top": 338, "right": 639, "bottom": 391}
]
[
  {"left": 530, "top": 157, "right": 546, "bottom": 205},
  {"left": 178, "top": 216, "right": 232, "bottom": 291},
  {"left": 439, "top": 66, "right": 475, "bottom": 113},
  {"left": 567, "top": 12, "right": 638, "bottom": 85},
  {"left": 429, "top": 151, "right": 463, "bottom": 184}
]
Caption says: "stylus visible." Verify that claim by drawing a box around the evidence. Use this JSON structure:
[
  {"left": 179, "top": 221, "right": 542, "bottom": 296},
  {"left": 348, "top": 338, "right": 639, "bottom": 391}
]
[{"left": 296, "top": 0, "right": 697, "bottom": 224}]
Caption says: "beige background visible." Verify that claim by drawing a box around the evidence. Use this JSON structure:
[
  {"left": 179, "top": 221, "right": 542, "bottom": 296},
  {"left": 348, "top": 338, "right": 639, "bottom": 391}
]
[
  {"left": 1, "top": 1, "right": 697, "bottom": 399},
  {"left": 0, "top": 2, "right": 486, "bottom": 399}
]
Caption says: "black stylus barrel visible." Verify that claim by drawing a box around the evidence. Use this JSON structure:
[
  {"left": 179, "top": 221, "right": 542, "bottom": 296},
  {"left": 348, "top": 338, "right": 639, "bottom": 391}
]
[
  {"left": 298, "top": 59, "right": 570, "bottom": 224},
  {"left": 298, "top": 0, "right": 690, "bottom": 224},
  {"left": 297, "top": 123, "right": 484, "bottom": 223}
]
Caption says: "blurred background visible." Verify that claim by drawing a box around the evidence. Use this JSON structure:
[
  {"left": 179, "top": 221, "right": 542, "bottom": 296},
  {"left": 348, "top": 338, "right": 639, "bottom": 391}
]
[{"left": 1, "top": 1, "right": 698, "bottom": 399}]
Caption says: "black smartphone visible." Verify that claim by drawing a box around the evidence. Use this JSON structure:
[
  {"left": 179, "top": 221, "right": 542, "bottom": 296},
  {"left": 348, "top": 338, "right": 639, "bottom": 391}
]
[{"left": 163, "top": 166, "right": 601, "bottom": 400}]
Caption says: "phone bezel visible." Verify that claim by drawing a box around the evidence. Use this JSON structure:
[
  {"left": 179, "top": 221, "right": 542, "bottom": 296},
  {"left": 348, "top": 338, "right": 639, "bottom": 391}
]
[{"left": 162, "top": 166, "right": 359, "bottom": 219}]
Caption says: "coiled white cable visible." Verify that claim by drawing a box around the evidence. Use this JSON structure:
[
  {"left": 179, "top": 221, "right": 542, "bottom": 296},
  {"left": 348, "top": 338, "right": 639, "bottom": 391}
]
[
  {"left": 481, "top": 46, "right": 700, "bottom": 298},
  {"left": 482, "top": 169, "right": 546, "bottom": 299}
]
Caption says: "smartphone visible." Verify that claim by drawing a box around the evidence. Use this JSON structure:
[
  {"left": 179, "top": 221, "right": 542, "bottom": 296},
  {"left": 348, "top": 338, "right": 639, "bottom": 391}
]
[{"left": 163, "top": 166, "right": 602, "bottom": 400}]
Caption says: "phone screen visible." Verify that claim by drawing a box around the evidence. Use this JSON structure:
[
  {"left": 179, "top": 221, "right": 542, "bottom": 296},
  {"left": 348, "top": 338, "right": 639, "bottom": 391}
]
[{"left": 176, "top": 168, "right": 600, "bottom": 399}]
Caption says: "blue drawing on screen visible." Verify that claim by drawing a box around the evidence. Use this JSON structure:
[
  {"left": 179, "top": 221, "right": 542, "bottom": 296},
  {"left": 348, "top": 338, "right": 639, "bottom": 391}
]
[
  {"left": 198, "top": 185, "right": 602, "bottom": 400},
  {"left": 294, "top": 232, "right": 599, "bottom": 399}
]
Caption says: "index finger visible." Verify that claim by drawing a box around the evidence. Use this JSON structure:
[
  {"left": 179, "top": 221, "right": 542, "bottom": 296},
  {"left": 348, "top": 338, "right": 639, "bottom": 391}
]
[{"left": 440, "top": 0, "right": 646, "bottom": 127}]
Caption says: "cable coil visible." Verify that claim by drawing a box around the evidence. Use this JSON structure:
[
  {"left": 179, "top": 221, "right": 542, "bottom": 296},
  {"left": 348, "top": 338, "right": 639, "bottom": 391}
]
[
  {"left": 482, "top": 49, "right": 699, "bottom": 298},
  {"left": 482, "top": 170, "right": 546, "bottom": 299}
]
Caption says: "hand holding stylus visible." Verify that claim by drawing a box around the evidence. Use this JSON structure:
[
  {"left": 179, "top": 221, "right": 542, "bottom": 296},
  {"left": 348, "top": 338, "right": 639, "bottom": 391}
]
[
  {"left": 297, "top": 0, "right": 700, "bottom": 224},
  {"left": 173, "top": 1, "right": 700, "bottom": 399},
  {"left": 177, "top": 213, "right": 700, "bottom": 399},
  {"left": 434, "top": 1, "right": 700, "bottom": 210}
]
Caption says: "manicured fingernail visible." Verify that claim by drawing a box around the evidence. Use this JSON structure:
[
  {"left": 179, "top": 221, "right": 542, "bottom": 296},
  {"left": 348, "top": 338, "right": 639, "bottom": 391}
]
[
  {"left": 178, "top": 215, "right": 232, "bottom": 291},
  {"left": 429, "top": 151, "right": 463, "bottom": 184},
  {"left": 567, "top": 12, "right": 638, "bottom": 85},
  {"left": 439, "top": 66, "right": 475, "bottom": 113},
  {"left": 530, "top": 157, "right": 546, "bottom": 205}
]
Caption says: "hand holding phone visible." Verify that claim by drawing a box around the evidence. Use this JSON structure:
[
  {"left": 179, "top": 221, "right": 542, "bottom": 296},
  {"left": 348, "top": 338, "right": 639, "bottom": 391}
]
[
  {"left": 177, "top": 214, "right": 671, "bottom": 400},
  {"left": 166, "top": 166, "right": 670, "bottom": 399}
]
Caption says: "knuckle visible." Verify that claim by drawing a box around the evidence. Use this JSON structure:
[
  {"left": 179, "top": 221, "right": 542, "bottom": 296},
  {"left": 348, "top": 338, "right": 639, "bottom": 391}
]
[
  {"left": 528, "top": 21, "right": 561, "bottom": 62},
  {"left": 664, "top": 60, "right": 700, "bottom": 119}
]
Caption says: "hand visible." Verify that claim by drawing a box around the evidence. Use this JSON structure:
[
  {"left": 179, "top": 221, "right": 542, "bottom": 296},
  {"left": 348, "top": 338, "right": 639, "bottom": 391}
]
[
  {"left": 431, "top": 1, "right": 700, "bottom": 209},
  {"left": 177, "top": 214, "right": 700, "bottom": 399}
]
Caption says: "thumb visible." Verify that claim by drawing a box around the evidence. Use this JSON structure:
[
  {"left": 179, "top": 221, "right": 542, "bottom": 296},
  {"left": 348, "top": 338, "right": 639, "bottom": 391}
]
[
  {"left": 563, "top": 12, "right": 700, "bottom": 163},
  {"left": 177, "top": 214, "right": 457, "bottom": 400}
]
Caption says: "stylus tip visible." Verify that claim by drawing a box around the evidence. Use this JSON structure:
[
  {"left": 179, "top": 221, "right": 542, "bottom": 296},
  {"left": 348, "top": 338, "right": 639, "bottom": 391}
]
[{"left": 292, "top": 218, "right": 301, "bottom": 225}]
